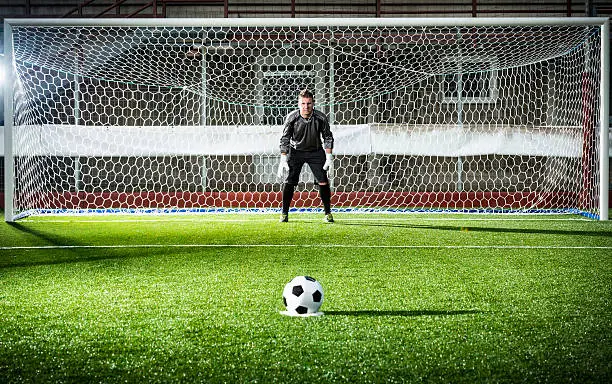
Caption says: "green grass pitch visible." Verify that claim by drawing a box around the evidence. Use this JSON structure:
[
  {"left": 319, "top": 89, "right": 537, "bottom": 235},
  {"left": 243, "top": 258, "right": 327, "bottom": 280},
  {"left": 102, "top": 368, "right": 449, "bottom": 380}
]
[{"left": 1, "top": 211, "right": 611, "bottom": 383}]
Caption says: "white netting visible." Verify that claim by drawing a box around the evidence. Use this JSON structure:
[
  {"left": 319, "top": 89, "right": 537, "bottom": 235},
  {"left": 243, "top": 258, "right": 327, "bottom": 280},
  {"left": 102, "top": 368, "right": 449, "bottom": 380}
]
[{"left": 5, "top": 20, "right": 606, "bottom": 218}]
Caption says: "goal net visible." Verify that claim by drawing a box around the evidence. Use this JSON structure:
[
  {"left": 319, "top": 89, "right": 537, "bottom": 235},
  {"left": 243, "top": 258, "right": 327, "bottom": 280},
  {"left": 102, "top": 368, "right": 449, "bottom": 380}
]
[{"left": 3, "top": 18, "right": 609, "bottom": 220}]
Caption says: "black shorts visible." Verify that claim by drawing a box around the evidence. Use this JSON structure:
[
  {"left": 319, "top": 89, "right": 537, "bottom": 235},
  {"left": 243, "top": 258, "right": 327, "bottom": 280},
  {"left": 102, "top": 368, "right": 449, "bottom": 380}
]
[{"left": 285, "top": 148, "right": 329, "bottom": 186}]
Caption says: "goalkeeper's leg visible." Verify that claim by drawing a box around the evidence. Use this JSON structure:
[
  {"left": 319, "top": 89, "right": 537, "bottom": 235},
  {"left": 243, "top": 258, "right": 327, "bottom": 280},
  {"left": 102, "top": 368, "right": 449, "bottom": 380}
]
[
  {"left": 318, "top": 183, "right": 332, "bottom": 215},
  {"left": 308, "top": 151, "right": 333, "bottom": 222},
  {"left": 281, "top": 183, "right": 295, "bottom": 219},
  {"left": 280, "top": 151, "right": 304, "bottom": 222}
]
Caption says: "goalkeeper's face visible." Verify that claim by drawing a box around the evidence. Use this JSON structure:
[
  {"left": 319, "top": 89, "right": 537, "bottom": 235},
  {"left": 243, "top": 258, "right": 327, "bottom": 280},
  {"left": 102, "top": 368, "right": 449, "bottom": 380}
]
[{"left": 298, "top": 96, "right": 314, "bottom": 119}]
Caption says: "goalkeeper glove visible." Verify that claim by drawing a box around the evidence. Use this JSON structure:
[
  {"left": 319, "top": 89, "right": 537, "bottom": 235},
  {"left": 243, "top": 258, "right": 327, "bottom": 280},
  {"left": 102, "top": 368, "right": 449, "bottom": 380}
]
[
  {"left": 277, "top": 154, "right": 289, "bottom": 178},
  {"left": 323, "top": 153, "right": 333, "bottom": 172}
]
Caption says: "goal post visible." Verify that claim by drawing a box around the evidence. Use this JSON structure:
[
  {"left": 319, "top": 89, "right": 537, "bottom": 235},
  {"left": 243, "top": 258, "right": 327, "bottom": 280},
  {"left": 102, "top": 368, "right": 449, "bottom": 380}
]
[
  {"left": 3, "top": 17, "right": 610, "bottom": 221},
  {"left": 4, "top": 21, "right": 16, "bottom": 223},
  {"left": 599, "top": 18, "right": 610, "bottom": 221}
]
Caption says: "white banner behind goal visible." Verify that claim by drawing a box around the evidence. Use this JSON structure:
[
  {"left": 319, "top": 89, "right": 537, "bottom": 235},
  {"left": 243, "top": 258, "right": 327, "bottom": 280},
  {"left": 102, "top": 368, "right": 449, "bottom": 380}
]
[
  {"left": 0, "top": 124, "right": 585, "bottom": 157},
  {"left": 3, "top": 18, "right": 609, "bottom": 220}
]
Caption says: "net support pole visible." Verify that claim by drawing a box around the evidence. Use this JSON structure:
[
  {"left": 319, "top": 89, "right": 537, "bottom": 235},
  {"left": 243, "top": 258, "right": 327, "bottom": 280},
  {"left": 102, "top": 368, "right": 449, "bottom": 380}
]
[
  {"left": 201, "top": 48, "right": 207, "bottom": 127},
  {"left": 599, "top": 20, "right": 610, "bottom": 221},
  {"left": 73, "top": 51, "right": 81, "bottom": 193},
  {"left": 3, "top": 21, "right": 15, "bottom": 222},
  {"left": 328, "top": 45, "right": 335, "bottom": 189}
]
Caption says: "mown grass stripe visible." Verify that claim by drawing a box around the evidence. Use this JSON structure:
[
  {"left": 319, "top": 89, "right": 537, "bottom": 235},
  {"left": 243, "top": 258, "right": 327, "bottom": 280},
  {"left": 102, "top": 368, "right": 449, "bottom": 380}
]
[{"left": 2, "top": 244, "right": 611, "bottom": 250}]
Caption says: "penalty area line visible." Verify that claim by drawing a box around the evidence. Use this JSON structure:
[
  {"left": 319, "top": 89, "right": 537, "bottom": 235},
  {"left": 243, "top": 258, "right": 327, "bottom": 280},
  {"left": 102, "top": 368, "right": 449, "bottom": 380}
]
[{"left": 1, "top": 244, "right": 612, "bottom": 250}]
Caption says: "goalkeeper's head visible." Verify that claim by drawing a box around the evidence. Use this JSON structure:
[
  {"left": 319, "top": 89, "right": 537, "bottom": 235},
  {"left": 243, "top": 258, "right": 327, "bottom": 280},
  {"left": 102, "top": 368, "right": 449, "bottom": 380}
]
[{"left": 298, "top": 89, "right": 315, "bottom": 119}]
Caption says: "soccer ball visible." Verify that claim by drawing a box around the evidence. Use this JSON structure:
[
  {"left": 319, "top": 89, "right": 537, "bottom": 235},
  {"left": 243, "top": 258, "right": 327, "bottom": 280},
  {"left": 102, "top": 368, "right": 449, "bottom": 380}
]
[{"left": 282, "top": 276, "right": 324, "bottom": 316}]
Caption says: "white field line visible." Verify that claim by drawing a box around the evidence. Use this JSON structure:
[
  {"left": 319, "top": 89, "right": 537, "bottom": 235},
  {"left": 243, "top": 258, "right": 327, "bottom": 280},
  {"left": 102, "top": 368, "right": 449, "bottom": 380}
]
[{"left": 2, "top": 244, "right": 611, "bottom": 250}]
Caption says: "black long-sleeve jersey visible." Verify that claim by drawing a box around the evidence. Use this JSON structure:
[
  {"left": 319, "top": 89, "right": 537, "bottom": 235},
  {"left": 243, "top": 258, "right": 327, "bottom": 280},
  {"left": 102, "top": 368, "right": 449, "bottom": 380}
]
[{"left": 279, "top": 109, "right": 334, "bottom": 153}]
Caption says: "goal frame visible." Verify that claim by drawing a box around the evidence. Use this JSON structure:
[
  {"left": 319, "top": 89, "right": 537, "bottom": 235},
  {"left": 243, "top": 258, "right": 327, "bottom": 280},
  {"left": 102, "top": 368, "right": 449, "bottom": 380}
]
[{"left": 3, "top": 17, "right": 610, "bottom": 221}]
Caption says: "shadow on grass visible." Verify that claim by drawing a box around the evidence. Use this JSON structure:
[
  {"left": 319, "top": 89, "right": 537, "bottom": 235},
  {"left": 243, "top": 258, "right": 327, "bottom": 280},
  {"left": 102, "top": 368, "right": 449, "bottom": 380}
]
[
  {"left": 7, "top": 221, "right": 76, "bottom": 246},
  {"left": 336, "top": 221, "right": 611, "bottom": 238},
  {"left": 2, "top": 222, "right": 191, "bottom": 268},
  {"left": 325, "top": 309, "right": 483, "bottom": 317}
]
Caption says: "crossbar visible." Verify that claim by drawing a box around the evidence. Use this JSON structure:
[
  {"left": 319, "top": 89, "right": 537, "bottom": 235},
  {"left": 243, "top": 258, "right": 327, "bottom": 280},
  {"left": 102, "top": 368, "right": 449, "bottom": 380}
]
[{"left": 5, "top": 17, "right": 609, "bottom": 28}]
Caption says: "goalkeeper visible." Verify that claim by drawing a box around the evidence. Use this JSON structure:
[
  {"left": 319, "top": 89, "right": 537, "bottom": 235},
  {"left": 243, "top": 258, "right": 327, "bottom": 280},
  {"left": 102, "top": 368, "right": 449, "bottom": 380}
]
[{"left": 277, "top": 89, "right": 335, "bottom": 223}]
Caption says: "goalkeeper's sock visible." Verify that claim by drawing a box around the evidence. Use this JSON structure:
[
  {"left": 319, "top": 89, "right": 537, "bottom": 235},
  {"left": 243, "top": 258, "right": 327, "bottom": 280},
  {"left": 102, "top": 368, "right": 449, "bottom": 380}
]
[
  {"left": 282, "top": 184, "right": 295, "bottom": 215},
  {"left": 319, "top": 183, "right": 332, "bottom": 214}
]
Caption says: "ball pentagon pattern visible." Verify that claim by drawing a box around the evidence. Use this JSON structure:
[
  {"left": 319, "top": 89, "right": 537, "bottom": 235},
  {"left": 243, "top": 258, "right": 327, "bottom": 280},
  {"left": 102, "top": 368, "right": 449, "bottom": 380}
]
[{"left": 282, "top": 276, "right": 324, "bottom": 316}]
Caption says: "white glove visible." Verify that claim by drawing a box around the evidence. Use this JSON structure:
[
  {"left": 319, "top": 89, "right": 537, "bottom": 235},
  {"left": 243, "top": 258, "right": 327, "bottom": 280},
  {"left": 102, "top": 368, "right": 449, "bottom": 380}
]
[
  {"left": 323, "top": 153, "right": 333, "bottom": 172},
  {"left": 277, "top": 154, "right": 289, "bottom": 178}
]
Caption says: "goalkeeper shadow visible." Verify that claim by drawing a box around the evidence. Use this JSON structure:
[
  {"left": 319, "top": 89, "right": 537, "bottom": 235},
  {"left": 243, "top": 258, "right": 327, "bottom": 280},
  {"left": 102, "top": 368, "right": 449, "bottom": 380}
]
[{"left": 334, "top": 220, "right": 608, "bottom": 237}]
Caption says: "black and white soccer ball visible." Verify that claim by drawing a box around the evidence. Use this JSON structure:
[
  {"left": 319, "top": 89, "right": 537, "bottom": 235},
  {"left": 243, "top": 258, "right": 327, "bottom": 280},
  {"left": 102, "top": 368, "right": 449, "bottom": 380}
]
[{"left": 282, "top": 276, "right": 324, "bottom": 316}]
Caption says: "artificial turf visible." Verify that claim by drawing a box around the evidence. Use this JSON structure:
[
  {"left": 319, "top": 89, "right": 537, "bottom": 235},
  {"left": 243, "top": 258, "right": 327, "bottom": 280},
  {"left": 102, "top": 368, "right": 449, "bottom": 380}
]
[{"left": 0, "top": 212, "right": 611, "bottom": 383}]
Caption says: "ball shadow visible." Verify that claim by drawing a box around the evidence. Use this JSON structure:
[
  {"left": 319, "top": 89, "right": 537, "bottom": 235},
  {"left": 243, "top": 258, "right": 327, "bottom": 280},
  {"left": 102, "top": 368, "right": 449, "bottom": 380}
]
[{"left": 324, "top": 309, "right": 482, "bottom": 317}]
